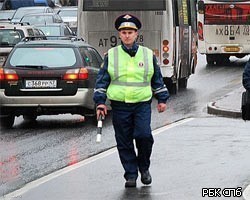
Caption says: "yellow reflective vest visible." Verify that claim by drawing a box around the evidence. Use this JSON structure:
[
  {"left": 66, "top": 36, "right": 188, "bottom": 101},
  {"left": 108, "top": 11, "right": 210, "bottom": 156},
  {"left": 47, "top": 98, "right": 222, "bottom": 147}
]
[{"left": 107, "top": 45, "right": 154, "bottom": 103}]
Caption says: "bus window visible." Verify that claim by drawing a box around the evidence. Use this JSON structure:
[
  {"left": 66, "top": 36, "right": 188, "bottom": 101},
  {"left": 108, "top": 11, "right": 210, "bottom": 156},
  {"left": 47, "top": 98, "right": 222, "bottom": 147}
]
[{"left": 204, "top": 4, "right": 250, "bottom": 25}]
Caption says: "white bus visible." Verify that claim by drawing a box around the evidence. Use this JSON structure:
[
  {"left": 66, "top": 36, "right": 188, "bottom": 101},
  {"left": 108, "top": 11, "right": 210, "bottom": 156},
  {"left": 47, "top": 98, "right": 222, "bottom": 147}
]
[
  {"left": 77, "top": 0, "right": 197, "bottom": 94},
  {"left": 197, "top": 0, "right": 250, "bottom": 65}
]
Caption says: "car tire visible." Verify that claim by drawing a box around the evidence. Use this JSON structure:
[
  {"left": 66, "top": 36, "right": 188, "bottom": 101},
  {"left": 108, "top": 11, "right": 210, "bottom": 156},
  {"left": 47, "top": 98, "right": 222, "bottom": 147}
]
[
  {"left": 85, "top": 115, "right": 97, "bottom": 125},
  {"left": 23, "top": 115, "right": 37, "bottom": 121},
  {"left": 0, "top": 115, "right": 15, "bottom": 129}
]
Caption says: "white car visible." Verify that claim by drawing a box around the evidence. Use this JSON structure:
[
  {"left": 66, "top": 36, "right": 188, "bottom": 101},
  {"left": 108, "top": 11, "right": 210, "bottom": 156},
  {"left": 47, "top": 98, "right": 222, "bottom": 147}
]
[
  {"left": 20, "top": 13, "right": 63, "bottom": 25},
  {"left": 11, "top": 6, "right": 54, "bottom": 23},
  {"left": 57, "top": 6, "right": 77, "bottom": 33},
  {"left": 0, "top": 23, "right": 45, "bottom": 65}
]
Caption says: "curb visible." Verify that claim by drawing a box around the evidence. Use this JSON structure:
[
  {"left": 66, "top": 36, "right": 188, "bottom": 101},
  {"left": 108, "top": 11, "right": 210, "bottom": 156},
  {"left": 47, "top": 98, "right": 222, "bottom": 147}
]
[{"left": 207, "top": 102, "right": 242, "bottom": 118}]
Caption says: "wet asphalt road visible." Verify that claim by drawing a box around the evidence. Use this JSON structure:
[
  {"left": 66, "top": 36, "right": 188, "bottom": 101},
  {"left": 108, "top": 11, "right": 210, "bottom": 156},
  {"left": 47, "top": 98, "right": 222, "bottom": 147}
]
[
  {"left": 0, "top": 54, "right": 248, "bottom": 196},
  {"left": 10, "top": 117, "right": 249, "bottom": 200}
]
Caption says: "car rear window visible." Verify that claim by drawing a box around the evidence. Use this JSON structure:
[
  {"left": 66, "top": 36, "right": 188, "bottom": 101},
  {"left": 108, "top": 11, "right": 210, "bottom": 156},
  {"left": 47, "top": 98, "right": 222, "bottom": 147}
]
[
  {"left": 9, "top": 47, "right": 76, "bottom": 68},
  {"left": 58, "top": 10, "right": 77, "bottom": 17},
  {"left": 38, "top": 26, "right": 60, "bottom": 36},
  {"left": 79, "top": 47, "right": 102, "bottom": 68},
  {"left": 0, "top": 29, "right": 24, "bottom": 47}
]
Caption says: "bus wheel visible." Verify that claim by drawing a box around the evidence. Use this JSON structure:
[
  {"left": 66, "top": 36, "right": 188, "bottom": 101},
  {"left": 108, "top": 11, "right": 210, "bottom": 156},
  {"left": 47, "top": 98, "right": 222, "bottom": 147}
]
[
  {"left": 218, "top": 55, "right": 230, "bottom": 66},
  {"left": 178, "top": 78, "right": 188, "bottom": 89},
  {"left": 206, "top": 55, "right": 215, "bottom": 65},
  {"left": 163, "top": 77, "right": 177, "bottom": 95}
]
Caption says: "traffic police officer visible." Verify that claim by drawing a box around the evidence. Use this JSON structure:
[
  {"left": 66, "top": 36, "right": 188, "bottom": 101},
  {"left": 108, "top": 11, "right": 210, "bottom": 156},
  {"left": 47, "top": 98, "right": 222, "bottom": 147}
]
[{"left": 93, "top": 14, "right": 170, "bottom": 188}]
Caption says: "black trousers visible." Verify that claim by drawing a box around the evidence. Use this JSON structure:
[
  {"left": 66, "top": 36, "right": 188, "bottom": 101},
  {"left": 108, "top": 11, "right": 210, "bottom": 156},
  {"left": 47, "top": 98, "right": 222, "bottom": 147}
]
[{"left": 111, "top": 100, "right": 154, "bottom": 180}]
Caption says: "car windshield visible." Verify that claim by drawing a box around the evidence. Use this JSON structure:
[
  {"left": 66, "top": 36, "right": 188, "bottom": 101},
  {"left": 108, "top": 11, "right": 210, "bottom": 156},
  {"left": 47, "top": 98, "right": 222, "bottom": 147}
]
[
  {"left": 0, "top": 30, "right": 23, "bottom": 46},
  {"left": 10, "top": 47, "right": 76, "bottom": 67}
]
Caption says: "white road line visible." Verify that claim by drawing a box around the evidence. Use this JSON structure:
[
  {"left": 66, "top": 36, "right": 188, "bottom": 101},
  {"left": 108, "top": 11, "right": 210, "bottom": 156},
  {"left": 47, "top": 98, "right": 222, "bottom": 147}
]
[{"left": 1, "top": 118, "right": 194, "bottom": 200}]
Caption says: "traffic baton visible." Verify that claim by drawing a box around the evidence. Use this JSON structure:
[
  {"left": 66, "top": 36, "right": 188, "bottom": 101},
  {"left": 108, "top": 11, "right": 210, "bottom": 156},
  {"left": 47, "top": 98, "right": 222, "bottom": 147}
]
[{"left": 96, "top": 108, "right": 105, "bottom": 143}]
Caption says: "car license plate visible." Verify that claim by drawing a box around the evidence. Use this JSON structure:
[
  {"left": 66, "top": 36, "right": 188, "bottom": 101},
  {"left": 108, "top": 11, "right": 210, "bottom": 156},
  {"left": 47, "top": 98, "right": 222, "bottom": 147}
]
[
  {"left": 215, "top": 25, "right": 250, "bottom": 36},
  {"left": 25, "top": 80, "right": 57, "bottom": 88}
]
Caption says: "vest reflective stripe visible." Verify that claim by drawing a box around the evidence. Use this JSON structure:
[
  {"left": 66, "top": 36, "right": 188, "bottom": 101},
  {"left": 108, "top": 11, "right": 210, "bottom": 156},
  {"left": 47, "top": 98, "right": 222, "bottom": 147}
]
[
  {"left": 143, "top": 47, "right": 149, "bottom": 83},
  {"left": 114, "top": 48, "right": 119, "bottom": 79},
  {"left": 111, "top": 81, "right": 150, "bottom": 87},
  {"left": 107, "top": 45, "right": 154, "bottom": 103},
  {"left": 113, "top": 46, "right": 150, "bottom": 85}
]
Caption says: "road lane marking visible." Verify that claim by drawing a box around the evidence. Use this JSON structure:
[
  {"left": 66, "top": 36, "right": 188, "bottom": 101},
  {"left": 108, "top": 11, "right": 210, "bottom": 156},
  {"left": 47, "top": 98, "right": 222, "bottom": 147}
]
[{"left": 1, "top": 117, "right": 194, "bottom": 200}]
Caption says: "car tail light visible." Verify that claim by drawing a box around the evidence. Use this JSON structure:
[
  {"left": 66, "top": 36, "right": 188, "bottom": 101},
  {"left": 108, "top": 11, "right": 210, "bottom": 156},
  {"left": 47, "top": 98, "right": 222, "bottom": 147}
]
[
  {"left": 0, "top": 68, "right": 4, "bottom": 80},
  {"left": 63, "top": 68, "right": 88, "bottom": 80},
  {"left": 0, "top": 68, "right": 19, "bottom": 80}
]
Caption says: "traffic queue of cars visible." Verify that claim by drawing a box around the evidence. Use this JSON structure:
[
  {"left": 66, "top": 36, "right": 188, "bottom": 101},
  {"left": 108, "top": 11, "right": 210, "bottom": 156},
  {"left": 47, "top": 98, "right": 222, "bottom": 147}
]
[{"left": 0, "top": 5, "right": 103, "bottom": 128}]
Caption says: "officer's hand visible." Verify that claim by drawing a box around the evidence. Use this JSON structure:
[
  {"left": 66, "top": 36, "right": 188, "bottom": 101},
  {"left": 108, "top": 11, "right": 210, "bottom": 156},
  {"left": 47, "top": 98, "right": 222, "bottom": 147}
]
[
  {"left": 157, "top": 103, "right": 167, "bottom": 113},
  {"left": 96, "top": 104, "right": 107, "bottom": 119}
]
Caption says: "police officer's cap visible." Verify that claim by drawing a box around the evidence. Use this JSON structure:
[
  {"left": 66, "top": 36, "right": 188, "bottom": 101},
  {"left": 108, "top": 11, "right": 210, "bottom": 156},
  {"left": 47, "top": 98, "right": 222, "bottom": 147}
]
[{"left": 115, "top": 14, "right": 141, "bottom": 31}]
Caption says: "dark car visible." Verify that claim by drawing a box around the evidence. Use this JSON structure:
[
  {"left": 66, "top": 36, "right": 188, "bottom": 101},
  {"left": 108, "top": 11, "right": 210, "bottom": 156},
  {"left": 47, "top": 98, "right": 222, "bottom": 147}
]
[
  {"left": 1, "top": 0, "right": 55, "bottom": 10},
  {"left": 0, "top": 39, "right": 103, "bottom": 128}
]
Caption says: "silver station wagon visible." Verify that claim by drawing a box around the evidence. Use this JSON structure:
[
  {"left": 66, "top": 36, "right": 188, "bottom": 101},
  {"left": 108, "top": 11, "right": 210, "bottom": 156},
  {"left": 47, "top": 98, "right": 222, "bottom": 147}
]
[{"left": 0, "top": 38, "right": 103, "bottom": 128}]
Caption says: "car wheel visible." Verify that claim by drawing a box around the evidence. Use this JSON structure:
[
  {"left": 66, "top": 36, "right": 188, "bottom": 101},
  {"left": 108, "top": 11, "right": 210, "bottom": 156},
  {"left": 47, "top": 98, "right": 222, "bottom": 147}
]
[
  {"left": 0, "top": 115, "right": 15, "bottom": 129},
  {"left": 85, "top": 114, "right": 98, "bottom": 125},
  {"left": 23, "top": 115, "right": 37, "bottom": 121}
]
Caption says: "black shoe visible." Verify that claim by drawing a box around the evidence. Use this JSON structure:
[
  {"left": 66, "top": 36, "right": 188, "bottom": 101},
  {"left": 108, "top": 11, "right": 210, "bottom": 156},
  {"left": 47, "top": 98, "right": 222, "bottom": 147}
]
[
  {"left": 141, "top": 170, "right": 152, "bottom": 185},
  {"left": 125, "top": 178, "right": 136, "bottom": 188}
]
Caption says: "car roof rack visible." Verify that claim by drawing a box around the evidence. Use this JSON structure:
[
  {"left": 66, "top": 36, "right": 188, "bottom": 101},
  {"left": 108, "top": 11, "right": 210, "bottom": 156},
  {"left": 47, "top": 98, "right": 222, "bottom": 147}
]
[
  {"left": 70, "top": 37, "right": 85, "bottom": 42},
  {"left": 11, "top": 22, "right": 31, "bottom": 26},
  {"left": 21, "top": 36, "right": 47, "bottom": 42}
]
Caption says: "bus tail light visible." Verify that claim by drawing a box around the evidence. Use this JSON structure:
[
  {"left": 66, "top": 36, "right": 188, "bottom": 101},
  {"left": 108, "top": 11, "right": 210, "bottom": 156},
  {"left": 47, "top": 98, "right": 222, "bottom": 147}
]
[
  {"left": 163, "top": 59, "right": 169, "bottom": 65},
  {"left": 0, "top": 68, "right": 19, "bottom": 80},
  {"left": 198, "top": 21, "right": 204, "bottom": 41},
  {"left": 162, "top": 40, "right": 170, "bottom": 65},
  {"left": 163, "top": 46, "right": 169, "bottom": 52},
  {"left": 63, "top": 68, "right": 88, "bottom": 80}
]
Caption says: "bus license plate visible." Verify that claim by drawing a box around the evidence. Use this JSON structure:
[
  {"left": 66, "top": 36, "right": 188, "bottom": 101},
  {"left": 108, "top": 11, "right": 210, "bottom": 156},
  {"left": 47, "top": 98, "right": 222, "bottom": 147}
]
[
  {"left": 224, "top": 46, "right": 240, "bottom": 52},
  {"left": 25, "top": 80, "right": 57, "bottom": 88},
  {"left": 215, "top": 25, "right": 250, "bottom": 36}
]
